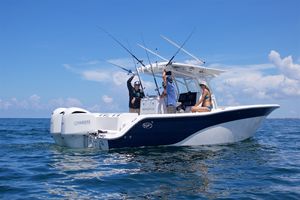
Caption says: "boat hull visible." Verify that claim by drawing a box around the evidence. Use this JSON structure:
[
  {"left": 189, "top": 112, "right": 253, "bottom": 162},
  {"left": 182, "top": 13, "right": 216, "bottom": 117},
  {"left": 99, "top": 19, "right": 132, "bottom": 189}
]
[
  {"left": 173, "top": 116, "right": 264, "bottom": 146},
  {"left": 50, "top": 105, "right": 279, "bottom": 149}
]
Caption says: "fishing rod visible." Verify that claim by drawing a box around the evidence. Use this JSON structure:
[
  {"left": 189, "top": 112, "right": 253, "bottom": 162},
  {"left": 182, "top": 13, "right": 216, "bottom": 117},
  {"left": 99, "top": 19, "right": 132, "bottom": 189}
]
[
  {"left": 126, "top": 40, "right": 145, "bottom": 91},
  {"left": 141, "top": 35, "right": 160, "bottom": 96},
  {"left": 161, "top": 34, "right": 205, "bottom": 65},
  {"left": 137, "top": 44, "right": 168, "bottom": 61},
  {"left": 165, "top": 28, "right": 196, "bottom": 67},
  {"left": 106, "top": 60, "right": 134, "bottom": 75},
  {"left": 98, "top": 26, "right": 145, "bottom": 91}
]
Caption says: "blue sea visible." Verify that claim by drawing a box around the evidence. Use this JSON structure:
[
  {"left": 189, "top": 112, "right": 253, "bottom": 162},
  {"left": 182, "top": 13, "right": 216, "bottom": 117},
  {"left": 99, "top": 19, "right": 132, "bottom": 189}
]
[{"left": 0, "top": 118, "right": 299, "bottom": 200}]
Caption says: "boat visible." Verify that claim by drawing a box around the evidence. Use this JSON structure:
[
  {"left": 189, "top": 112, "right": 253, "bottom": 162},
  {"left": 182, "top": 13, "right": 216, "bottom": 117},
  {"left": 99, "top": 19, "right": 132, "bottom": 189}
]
[{"left": 50, "top": 61, "right": 279, "bottom": 150}]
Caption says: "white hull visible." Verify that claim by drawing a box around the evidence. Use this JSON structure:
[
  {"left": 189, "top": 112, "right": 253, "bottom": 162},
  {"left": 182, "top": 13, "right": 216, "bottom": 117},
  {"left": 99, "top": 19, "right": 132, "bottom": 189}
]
[
  {"left": 173, "top": 116, "right": 264, "bottom": 146},
  {"left": 50, "top": 105, "right": 279, "bottom": 150}
]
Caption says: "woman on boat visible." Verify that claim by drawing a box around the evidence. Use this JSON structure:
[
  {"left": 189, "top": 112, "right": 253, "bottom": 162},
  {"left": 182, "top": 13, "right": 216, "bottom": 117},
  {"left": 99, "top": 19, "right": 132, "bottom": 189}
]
[{"left": 191, "top": 81, "right": 212, "bottom": 112}]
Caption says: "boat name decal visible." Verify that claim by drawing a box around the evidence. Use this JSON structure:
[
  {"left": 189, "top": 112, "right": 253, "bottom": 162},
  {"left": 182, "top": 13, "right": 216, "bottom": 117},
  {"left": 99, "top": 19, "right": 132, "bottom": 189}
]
[
  {"left": 142, "top": 121, "right": 153, "bottom": 129},
  {"left": 74, "top": 120, "right": 91, "bottom": 126}
]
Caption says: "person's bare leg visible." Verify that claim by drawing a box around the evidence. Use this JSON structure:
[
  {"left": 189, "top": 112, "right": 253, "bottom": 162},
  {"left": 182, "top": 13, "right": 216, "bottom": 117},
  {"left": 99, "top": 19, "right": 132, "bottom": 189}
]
[{"left": 191, "top": 106, "right": 210, "bottom": 112}]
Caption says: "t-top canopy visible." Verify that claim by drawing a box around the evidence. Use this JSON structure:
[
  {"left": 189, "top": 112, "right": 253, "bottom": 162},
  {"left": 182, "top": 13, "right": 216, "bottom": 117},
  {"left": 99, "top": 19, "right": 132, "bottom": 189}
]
[{"left": 137, "top": 62, "right": 225, "bottom": 79}]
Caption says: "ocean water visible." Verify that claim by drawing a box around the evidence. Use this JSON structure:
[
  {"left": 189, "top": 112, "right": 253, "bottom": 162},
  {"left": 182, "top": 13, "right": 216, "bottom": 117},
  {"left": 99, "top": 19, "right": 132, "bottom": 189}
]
[{"left": 0, "top": 118, "right": 299, "bottom": 200}]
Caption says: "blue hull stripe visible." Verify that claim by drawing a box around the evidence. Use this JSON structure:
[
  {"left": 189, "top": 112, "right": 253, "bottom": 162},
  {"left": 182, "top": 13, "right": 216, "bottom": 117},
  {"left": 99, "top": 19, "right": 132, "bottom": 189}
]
[{"left": 108, "top": 106, "right": 276, "bottom": 149}]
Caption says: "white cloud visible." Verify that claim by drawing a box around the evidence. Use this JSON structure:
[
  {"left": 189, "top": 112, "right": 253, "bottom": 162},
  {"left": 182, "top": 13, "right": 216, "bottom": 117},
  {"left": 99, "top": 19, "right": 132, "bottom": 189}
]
[
  {"left": 88, "top": 104, "right": 102, "bottom": 112},
  {"left": 92, "top": 95, "right": 121, "bottom": 112},
  {"left": 29, "top": 94, "right": 42, "bottom": 109},
  {"left": 81, "top": 70, "right": 111, "bottom": 82},
  {"left": 214, "top": 50, "right": 300, "bottom": 105},
  {"left": 113, "top": 71, "right": 129, "bottom": 85},
  {"left": 63, "top": 64, "right": 72, "bottom": 70},
  {"left": 0, "top": 95, "right": 40, "bottom": 110},
  {"left": 49, "top": 97, "right": 82, "bottom": 108},
  {"left": 63, "top": 58, "right": 137, "bottom": 85},
  {"left": 217, "top": 93, "right": 240, "bottom": 106},
  {"left": 269, "top": 50, "right": 300, "bottom": 80},
  {"left": 142, "top": 80, "right": 156, "bottom": 92},
  {"left": 102, "top": 95, "right": 113, "bottom": 103},
  {"left": 60, "top": 52, "right": 299, "bottom": 111},
  {"left": 29, "top": 94, "right": 40, "bottom": 102},
  {"left": 0, "top": 95, "right": 84, "bottom": 111},
  {"left": 49, "top": 98, "right": 65, "bottom": 107},
  {"left": 12, "top": 97, "right": 29, "bottom": 109},
  {"left": 65, "top": 98, "right": 82, "bottom": 107},
  {"left": 63, "top": 58, "right": 158, "bottom": 96},
  {"left": 82, "top": 60, "right": 100, "bottom": 65},
  {"left": 0, "top": 99, "right": 12, "bottom": 109},
  {"left": 107, "top": 58, "right": 133, "bottom": 69}
]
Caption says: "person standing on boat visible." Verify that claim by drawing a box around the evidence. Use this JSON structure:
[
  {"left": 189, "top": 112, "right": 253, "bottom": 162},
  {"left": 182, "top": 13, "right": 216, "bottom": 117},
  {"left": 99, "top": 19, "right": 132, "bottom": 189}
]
[
  {"left": 162, "top": 69, "right": 177, "bottom": 113},
  {"left": 191, "top": 81, "right": 212, "bottom": 112},
  {"left": 127, "top": 74, "right": 145, "bottom": 114}
]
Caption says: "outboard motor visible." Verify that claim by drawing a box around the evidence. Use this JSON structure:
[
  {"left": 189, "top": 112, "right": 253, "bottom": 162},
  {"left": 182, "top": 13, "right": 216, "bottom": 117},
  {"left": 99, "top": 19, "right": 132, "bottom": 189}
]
[
  {"left": 60, "top": 107, "right": 96, "bottom": 148},
  {"left": 50, "top": 107, "right": 66, "bottom": 146}
]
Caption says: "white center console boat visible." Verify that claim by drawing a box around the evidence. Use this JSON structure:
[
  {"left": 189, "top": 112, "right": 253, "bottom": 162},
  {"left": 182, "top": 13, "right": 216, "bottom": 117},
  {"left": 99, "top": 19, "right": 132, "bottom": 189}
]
[{"left": 50, "top": 61, "right": 279, "bottom": 150}]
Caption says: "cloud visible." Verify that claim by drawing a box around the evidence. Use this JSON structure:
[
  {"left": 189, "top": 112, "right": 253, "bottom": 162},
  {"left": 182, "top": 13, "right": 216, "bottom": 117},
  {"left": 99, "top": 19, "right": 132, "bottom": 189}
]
[
  {"left": 60, "top": 51, "right": 299, "bottom": 109},
  {"left": 89, "top": 95, "right": 121, "bottom": 112},
  {"left": 87, "top": 104, "right": 102, "bottom": 112},
  {"left": 63, "top": 58, "right": 157, "bottom": 97},
  {"left": 0, "top": 95, "right": 84, "bottom": 112},
  {"left": 65, "top": 98, "right": 82, "bottom": 107},
  {"left": 82, "top": 60, "right": 101, "bottom": 65},
  {"left": 214, "top": 50, "right": 300, "bottom": 105},
  {"left": 63, "top": 60, "right": 110, "bottom": 82},
  {"left": 63, "top": 64, "right": 72, "bottom": 70},
  {"left": 0, "top": 99, "right": 12, "bottom": 109},
  {"left": 49, "top": 97, "right": 82, "bottom": 108},
  {"left": 102, "top": 95, "right": 113, "bottom": 103},
  {"left": 64, "top": 58, "right": 136, "bottom": 85},
  {"left": 81, "top": 70, "right": 111, "bottom": 82},
  {"left": 141, "top": 80, "right": 156, "bottom": 92},
  {"left": 63, "top": 58, "right": 159, "bottom": 94},
  {"left": 269, "top": 50, "right": 300, "bottom": 80},
  {"left": 29, "top": 94, "right": 40, "bottom": 102},
  {"left": 107, "top": 58, "right": 133, "bottom": 69},
  {"left": 0, "top": 96, "right": 31, "bottom": 110},
  {"left": 29, "top": 94, "right": 42, "bottom": 109},
  {"left": 113, "top": 71, "right": 128, "bottom": 85},
  {"left": 0, "top": 95, "right": 42, "bottom": 110}
]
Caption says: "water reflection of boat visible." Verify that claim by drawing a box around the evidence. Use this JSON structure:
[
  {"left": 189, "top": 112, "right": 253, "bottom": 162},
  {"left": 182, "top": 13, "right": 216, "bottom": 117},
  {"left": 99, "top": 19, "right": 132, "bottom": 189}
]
[{"left": 50, "top": 61, "right": 279, "bottom": 149}]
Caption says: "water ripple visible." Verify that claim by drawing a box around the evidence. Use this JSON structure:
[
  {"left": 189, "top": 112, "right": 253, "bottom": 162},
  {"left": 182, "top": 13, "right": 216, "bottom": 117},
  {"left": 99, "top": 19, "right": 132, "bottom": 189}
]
[{"left": 0, "top": 119, "right": 300, "bottom": 199}]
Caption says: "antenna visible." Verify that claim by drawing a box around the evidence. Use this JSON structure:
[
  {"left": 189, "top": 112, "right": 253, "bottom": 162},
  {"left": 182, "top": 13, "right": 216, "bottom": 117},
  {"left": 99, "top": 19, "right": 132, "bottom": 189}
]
[
  {"left": 137, "top": 44, "right": 168, "bottom": 61},
  {"left": 161, "top": 35, "right": 205, "bottom": 65},
  {"left": 165, "top": 28, "right": 196, "bottom": 67}
]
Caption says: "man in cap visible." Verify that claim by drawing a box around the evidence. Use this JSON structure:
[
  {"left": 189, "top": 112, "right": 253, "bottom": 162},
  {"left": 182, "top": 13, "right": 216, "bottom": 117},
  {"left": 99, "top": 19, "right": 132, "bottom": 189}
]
[{"left": 127, "top": 74, "right": 145, "bottom": 114}]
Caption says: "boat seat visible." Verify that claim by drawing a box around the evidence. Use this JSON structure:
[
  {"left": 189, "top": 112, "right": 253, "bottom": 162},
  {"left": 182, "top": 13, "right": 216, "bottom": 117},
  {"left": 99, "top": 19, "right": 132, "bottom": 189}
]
[{"left": 96, "top": 113, "right": 138, "bottom": 132}]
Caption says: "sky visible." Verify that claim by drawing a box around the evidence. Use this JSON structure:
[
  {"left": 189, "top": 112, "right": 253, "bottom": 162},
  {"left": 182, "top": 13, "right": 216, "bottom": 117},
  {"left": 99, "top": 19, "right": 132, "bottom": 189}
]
[{"left": 0, "top": 0, "right": 299, "bottom": 118}]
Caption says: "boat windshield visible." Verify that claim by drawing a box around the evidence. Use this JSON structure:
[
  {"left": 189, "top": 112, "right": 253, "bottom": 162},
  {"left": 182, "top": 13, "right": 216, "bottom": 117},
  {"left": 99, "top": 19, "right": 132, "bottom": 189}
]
[{"left": 174, "top": 77, "right": 200, "bottom": 94}]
